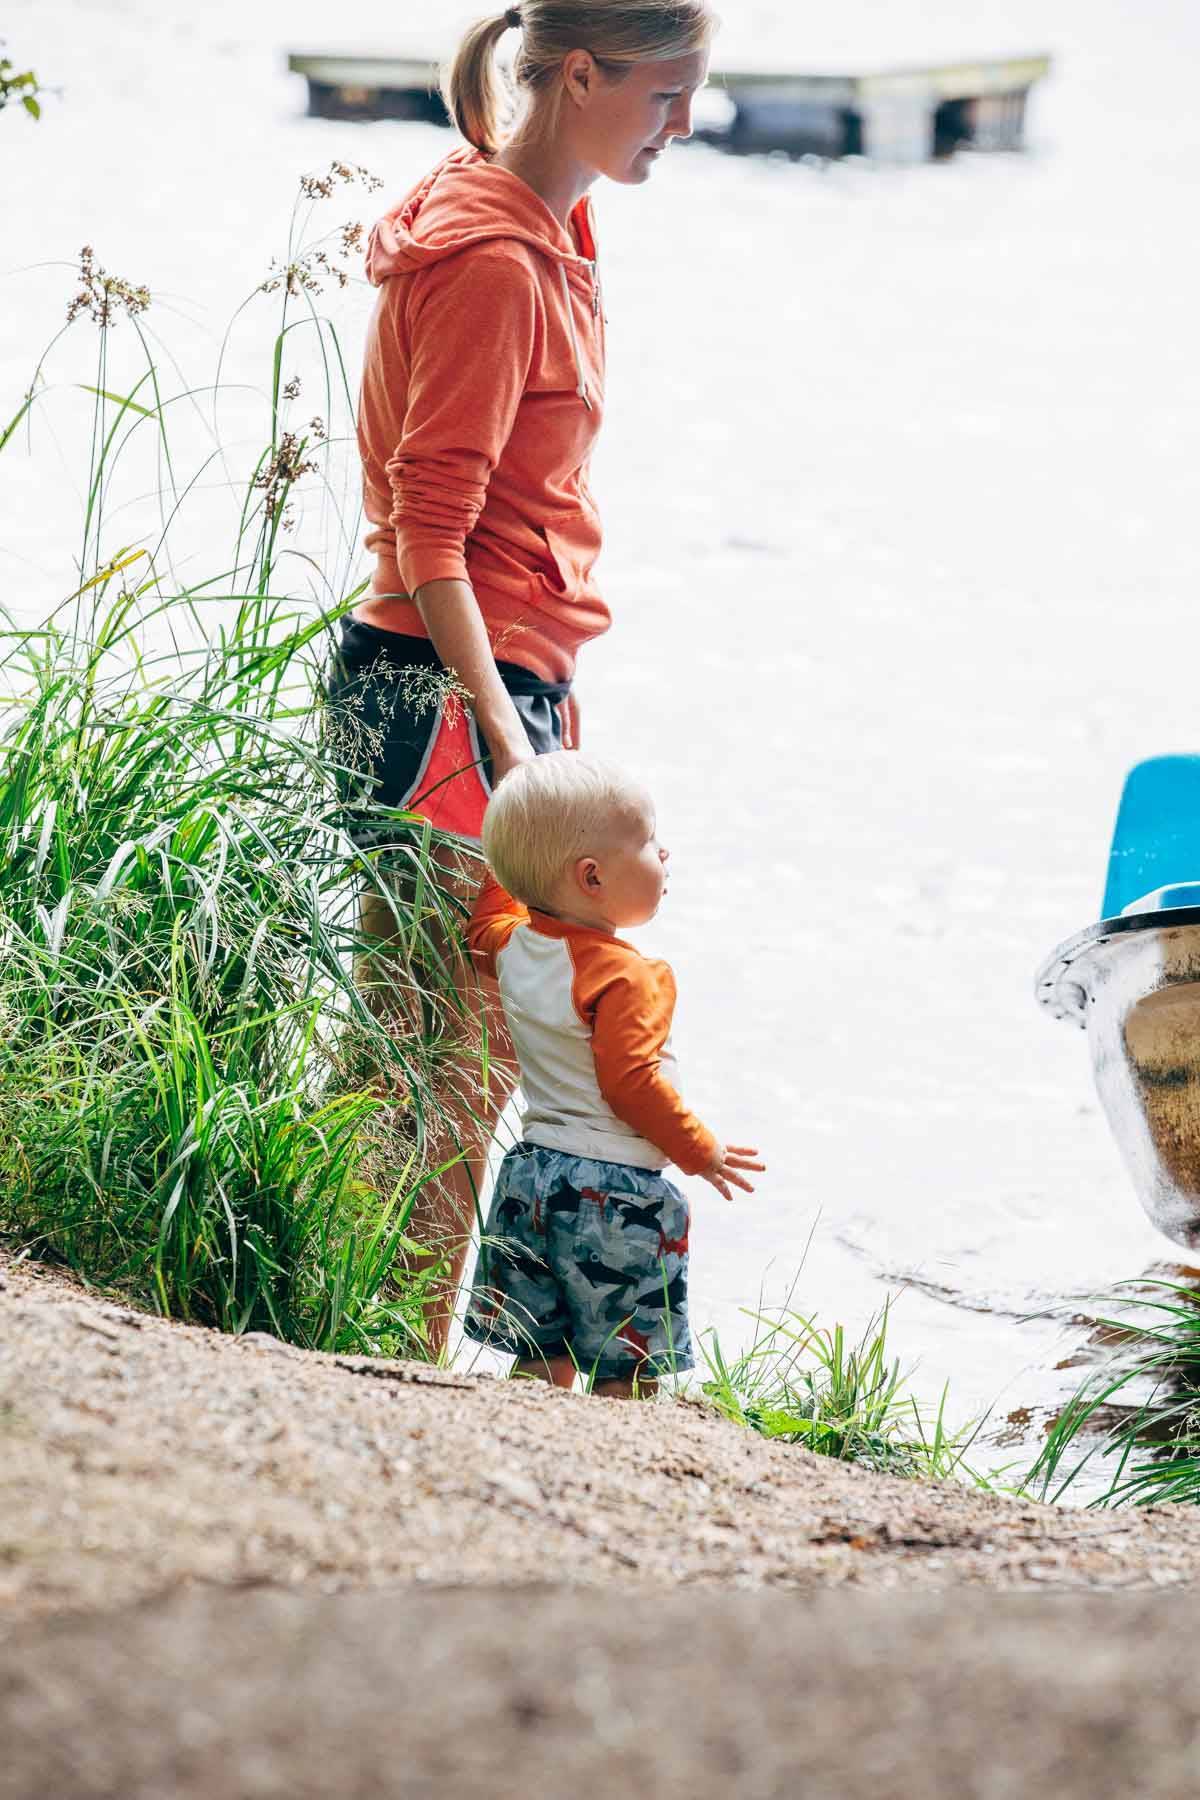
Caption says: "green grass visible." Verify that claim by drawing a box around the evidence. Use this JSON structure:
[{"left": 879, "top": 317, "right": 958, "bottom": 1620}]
[
  {"left": 699, "top": 1295, "right": 982, "bottom": 1481},
  {"left": 0, "top": 171, "right": 489, "bottom": 1353},
  {"left": 1025, "top": 1280, "right": 1200, "bottom": 1507}
]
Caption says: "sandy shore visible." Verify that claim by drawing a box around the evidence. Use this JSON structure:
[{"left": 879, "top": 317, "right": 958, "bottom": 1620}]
[
  {"left": 6, "top": 1247, "right": 1200, "bottom": 1622},
  {"left": 5, "top": 1248, "right": 1200, "bottom": 1795}
]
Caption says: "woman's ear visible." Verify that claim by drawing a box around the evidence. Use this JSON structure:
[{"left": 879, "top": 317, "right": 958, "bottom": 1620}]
[{"left": 562, "top": 48, "right": 597, "bottom": 109}]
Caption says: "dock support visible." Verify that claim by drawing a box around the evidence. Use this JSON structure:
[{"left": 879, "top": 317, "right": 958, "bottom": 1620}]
[{"left": 858, "top": 94, "right": 934, "bottom": 163}]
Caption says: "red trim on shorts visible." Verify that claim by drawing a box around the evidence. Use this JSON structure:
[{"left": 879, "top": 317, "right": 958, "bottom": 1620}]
[{"left": 410, "top": 712, "right": 491, "bottom": 839}]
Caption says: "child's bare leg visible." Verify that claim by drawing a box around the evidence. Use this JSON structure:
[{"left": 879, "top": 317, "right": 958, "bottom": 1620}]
[
  {"left": 513, "top": 1354, "right": 577, "bottom": 1389},
  {"left": 593, "top": 1372, "right": 659, "bottom": 1400}
]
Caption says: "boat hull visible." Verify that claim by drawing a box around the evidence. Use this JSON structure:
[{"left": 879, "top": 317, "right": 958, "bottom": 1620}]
[{"left": 1038, "top": 909, "right": 1200, "bottom": 1246}]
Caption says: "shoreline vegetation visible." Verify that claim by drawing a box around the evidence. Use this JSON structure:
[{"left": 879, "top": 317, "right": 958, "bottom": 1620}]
[
  {"left": 1027, "top": 1280, "right": 1200, "bottom": 1509},
  {"left": 1, "top": 170, "right": 479, "bottom": 1357},
  {"left": 2, "top": 172, "right": 1199, "bottom": 1512},
  {"left": 0, "top": 44, "right": 45, "bottom": 121}
]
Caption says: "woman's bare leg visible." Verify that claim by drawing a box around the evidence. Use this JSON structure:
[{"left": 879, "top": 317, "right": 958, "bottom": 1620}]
[
  {"left": 356, "top": 846, "right": 517, "bottom": 1360},
  {"left": 415, "top": 996, "right": 516, "bottom": 1360}
]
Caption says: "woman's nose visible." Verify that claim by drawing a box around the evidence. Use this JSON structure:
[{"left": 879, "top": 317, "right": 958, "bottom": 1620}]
[
  {"left": 659, "top": 845, "right": 671, "bottom": 864},
  {"left": 668, "top": 97, "right": 694, "bottom": 142}
]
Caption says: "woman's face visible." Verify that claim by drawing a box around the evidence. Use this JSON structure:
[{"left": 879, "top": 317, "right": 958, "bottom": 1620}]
[{"left": 567, "top": 48, "right": 711, "bottom": 185}]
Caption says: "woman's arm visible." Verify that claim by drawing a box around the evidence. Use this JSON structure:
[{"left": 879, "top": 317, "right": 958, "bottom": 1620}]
[
  {"left": 383, "top": 249, "right": 546, "bottom": 785},
  {"left": 563, "top": 689, "right": 581, "bottom": 751},
  {"left": 415, "top": 578, "right": 534, "bottom": 784}
]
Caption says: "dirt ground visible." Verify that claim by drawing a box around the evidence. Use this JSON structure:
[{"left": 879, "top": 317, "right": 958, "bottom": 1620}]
[{"left": 5, "top": 1248, "right": 1200, "bottom": 1797}]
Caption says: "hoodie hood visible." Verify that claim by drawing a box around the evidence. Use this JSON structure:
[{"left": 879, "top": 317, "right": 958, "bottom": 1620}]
[
  {"left": 356, "top": 149, "right": 610, "bottom": 680},
  {"left": 366, "top": 147, "right": 598, "bottom": 286},
  {"left": 366, "top": 147, "right": 602, "bottom": 413}
]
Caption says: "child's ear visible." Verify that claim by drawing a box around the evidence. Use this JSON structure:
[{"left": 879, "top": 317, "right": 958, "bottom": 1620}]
[{"left": 572, "top": 855, "right": 602, "bottom": 894}]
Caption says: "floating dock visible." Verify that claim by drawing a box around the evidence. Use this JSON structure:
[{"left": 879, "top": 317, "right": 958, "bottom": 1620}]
[
  {"left": 703, "top": 56, "right": 1051, "bottom": 159},
  {"left": 287, "top": 48, "right": 1052, "bottom": 161}
]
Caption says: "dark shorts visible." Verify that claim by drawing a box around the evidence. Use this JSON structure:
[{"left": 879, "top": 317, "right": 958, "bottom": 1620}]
[
  {"left": 323, "top": 619, "right": 571, "bottom": 844},
  {"left": 464, "top": 1144, "right": 693, "bottom": 1382}
]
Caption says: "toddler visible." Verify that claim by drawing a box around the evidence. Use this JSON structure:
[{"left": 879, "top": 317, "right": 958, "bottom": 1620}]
[{"left": 464, "top": 753, "right": 763, "bottom": 1397}]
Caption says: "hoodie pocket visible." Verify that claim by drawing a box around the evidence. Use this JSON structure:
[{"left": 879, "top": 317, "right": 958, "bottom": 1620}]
[{"left": 534, "top": 513, "right": 601, "bottom": 598}]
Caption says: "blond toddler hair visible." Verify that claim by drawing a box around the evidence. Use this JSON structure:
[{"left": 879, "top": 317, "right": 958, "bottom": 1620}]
[{"left": 482, "top": 752, "right": 652, "bottom": 911}]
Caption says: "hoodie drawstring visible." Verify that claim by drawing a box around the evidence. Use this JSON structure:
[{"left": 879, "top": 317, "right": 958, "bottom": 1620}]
[{"left": 559, "top": 264, "right": 593, "bottom": 412}]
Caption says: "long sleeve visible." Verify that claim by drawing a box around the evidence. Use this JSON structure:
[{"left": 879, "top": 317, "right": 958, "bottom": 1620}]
[
  {"left": 573, "top": 943, "right": 719, "bottom": 1176},
  {"left": 386, "top": 246, "right": 540, "bottom": 595},
  {"left": 467, "top": 872, "right": 530, "bottom": 981}
]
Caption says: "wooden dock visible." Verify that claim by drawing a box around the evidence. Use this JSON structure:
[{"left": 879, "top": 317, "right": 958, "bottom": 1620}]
[
  {"left": 705, "top": 56, "right": 1052, "bottom": 159},
  {"left": 287, "top": 49, "right": 1052, "bottom": 162}
]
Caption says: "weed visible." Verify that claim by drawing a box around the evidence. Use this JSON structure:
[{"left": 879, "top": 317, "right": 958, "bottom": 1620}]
[
  {"left": 1025, "top": 1280, "right": 1200, "bottom": 1506},
  {"left": 700, "top": 1295, "right": 981, "bottom": 1481},
  {"left": 0, "top": 175, "right": 491, "bottom": 1352}
]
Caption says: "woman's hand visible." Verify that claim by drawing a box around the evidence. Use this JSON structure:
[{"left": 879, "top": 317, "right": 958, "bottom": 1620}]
[
  {"left": 488, "top": 733, "right": 536, "bottom": 786},
  {"left": 414, "top": 578, "right": 535, "bottom": 789},
  {"left": 700, "top": 1143, "right": 766, "bottom": 1203}
]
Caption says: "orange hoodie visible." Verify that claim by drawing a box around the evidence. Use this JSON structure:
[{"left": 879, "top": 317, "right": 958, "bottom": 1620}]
[{"left": 357, "top": 148, "right": 611, "bottom": 685}]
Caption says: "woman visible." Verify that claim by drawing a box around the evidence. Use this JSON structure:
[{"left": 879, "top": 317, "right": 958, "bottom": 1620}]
[{"left": 328, "top": 0, "right": 713, "bottom": 1354}]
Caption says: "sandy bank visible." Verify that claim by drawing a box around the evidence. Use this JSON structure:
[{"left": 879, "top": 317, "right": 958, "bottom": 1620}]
[
  {"left": 4, "top": 1248, "right": 1200, "bottom": 1617},
  {"left": 5, "top": 1248, "right": 1200, "bottom": 1797}
]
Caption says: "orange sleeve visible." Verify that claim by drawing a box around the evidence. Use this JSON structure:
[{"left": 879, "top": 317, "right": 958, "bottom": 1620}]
[
  {"left": 387, "top": 246, "right": 541, "bottom": 594},
  {"left": 467, "top": 873, "right": 529, "bottom": 981},
  {"left": 571, "top": 940, "right": 719, "bottom": 1176}
]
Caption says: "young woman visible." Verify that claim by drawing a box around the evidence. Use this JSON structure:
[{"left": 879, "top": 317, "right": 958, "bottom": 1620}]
[{"left": 328, "top": 1, "right": 713, "bottom": 1354}]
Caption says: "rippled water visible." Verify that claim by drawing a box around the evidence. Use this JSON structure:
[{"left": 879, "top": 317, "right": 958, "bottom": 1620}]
[{"left": 5, "top": 0, "right": 1200, "bottom": 1464}]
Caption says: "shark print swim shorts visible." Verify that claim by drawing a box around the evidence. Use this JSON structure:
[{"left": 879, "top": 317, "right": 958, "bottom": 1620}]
[{"left": 464, "top": 1144, "right": 692, "bottom": 1382}]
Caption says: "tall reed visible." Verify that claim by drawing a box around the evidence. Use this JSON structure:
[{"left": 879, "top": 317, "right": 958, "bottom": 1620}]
[{"left": 0, "top": 168, "right": 487, "bottom": 1352}]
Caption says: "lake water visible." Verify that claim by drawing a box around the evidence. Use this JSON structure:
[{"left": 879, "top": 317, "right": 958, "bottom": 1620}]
[{"left": 5, "top": 0, "right": 1200, "bottom": 1466}]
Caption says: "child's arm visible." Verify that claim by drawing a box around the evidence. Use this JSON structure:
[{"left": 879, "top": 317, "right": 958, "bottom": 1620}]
[
  {"left": 466, "top": 872, "right": 529, "bottom": 980},
  {"left": 581, "top": 951, "right": 721, "bottom": 1177}
]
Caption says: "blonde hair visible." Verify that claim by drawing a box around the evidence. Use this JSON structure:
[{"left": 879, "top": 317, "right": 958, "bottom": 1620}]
[
  {"left": 482, "top": 752, "right": 652, "bottom": 910},
  {"left": 443, "top": 2, "right": 716, "bottom": 158}
]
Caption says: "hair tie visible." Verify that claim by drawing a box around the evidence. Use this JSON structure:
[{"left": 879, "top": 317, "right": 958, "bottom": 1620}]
[{"left": 505, "top": 6, "right": 522, "bottom": 26}]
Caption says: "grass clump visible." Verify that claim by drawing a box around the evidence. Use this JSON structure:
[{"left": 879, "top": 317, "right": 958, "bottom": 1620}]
[
  {"left": 700, "top": 1297, "right": 978, "bottom": 1481},
  {"left": 1026, "top": 1279, "right": 1200, "bottom": 1507},
  {"left": 0, "top": 172, "right": 485, "bottom": 1352}
]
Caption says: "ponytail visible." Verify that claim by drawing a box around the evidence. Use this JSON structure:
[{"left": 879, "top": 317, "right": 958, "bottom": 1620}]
[{"left": 441, "top": 13, "right": 520, "bottom": 156}]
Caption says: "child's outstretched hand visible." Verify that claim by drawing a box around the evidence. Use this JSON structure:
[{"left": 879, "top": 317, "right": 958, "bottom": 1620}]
[{"left": 701, "top": 1143, "right": 765, "bottom": 1202}]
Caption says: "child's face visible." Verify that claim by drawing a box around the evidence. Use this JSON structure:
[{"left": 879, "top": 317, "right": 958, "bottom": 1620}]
[
  {"left": 600, "top": 809, "right": 671, "bottom": 927},
  {"left": 560, "top": 802, "right": 670, "bottom": 930}
]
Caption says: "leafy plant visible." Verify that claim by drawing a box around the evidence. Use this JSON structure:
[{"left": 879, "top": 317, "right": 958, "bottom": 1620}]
[
  {"left": 0, "top": 171, "right": 490, "bottom": 1352},
  {"left": 0, "top": 47, "right": 46, "bottom": 121}
]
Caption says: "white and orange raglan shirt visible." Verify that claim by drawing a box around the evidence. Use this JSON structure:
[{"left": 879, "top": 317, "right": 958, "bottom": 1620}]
[{"left": 467, "top": 876, "right": 719, "bottom": 1176}]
